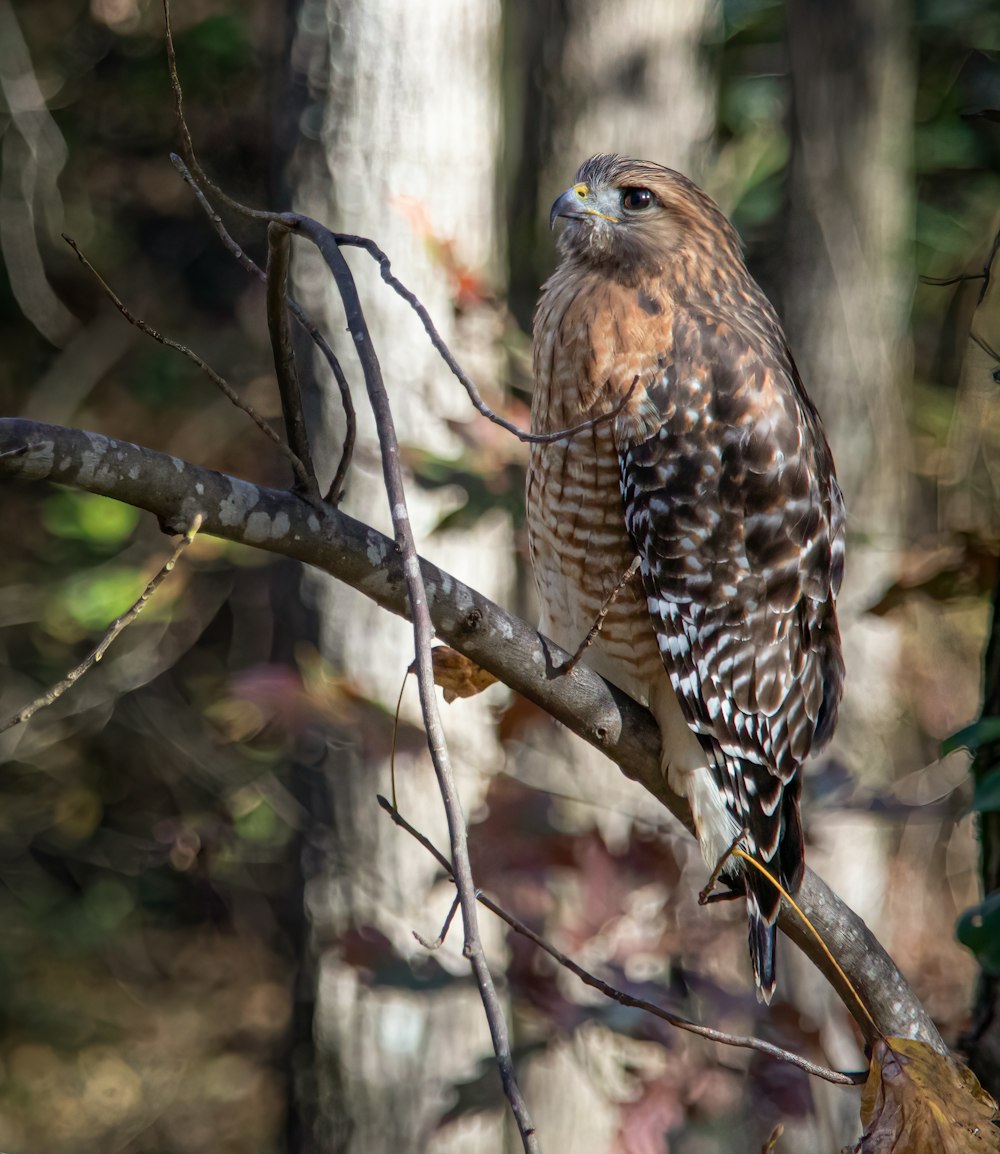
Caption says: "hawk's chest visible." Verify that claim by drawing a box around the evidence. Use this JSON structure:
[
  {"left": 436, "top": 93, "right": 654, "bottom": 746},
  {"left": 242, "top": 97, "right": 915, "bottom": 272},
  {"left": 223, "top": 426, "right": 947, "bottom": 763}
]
[{"left": 525, "top": 280, "right": 667, "bottom": 700}]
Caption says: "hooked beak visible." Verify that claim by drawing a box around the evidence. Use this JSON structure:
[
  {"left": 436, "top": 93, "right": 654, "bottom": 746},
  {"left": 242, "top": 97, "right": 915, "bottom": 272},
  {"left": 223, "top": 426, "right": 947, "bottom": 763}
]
[{"left": 549, "top": 182, "right": 618, "bottom": 229}]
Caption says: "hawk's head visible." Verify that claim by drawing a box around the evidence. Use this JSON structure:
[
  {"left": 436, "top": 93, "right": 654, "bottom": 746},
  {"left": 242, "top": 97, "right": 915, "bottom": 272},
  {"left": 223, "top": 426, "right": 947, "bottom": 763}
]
[{"left": 550, "top": 154, "right": 742, "bottom": 279}]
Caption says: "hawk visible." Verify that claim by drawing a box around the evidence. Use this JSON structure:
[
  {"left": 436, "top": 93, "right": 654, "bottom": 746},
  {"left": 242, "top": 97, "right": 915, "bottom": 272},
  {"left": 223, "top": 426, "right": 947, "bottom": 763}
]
[{"left": 526, "top": 155, "right": 845, "bottom": 1001}]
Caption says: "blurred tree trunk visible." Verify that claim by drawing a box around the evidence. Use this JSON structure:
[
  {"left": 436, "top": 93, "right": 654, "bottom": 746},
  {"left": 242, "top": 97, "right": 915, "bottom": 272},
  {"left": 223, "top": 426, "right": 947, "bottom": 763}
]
[
  {"left": 504, "top": 0, "right": 718, "bottom": 329},
  {"left": 283, "top": 1, "right": 512, "bottom": 1150},
  {"left": 502, "top": 2, "right": 720, "bottom": 1148},
  {"left": 779, "top": 2, "right": 915, "bottom": 1149}
]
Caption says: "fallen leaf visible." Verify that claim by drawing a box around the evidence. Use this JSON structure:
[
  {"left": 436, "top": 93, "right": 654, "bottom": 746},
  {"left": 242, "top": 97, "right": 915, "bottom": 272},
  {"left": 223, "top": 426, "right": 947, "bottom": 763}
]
[
  {"left": 763, "top": 1123, "right": 784, "bottom": 1152},
  {"left": 420, "top": 646, "right": 498, "bottom": 703},
  {"left": 852, "top": 1037, "right": 999, "bottom": 1152}
]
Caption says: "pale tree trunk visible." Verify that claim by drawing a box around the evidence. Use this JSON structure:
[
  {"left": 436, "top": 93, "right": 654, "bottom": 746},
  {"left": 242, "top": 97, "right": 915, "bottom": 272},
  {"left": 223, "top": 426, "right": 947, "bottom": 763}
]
[
  {"left": 285, "top": 2, "right": 512, "bottom": 1149},
  {"left": 503, "top": 3, "right": 721, "bottom": 1148},
  {"left": 504, "top": 0, "right": 718, "bottom": 326},
  {"left": 779, "top": 2, "right": 915, "bottom": 1149}
]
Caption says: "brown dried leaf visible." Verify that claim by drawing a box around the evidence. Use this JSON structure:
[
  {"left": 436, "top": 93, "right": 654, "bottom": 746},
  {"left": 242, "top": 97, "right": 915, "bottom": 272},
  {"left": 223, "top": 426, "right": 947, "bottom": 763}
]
[
  {"left": 854, "top": 1037, "right": 999, "bottom": 1153},
  {"left": 420, "top": 645, "right": 498, "bottom": 703}
]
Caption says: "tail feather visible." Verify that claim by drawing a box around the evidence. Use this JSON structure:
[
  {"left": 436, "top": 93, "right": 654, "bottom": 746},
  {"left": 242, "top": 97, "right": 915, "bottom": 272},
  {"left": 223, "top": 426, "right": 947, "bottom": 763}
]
[
  {"left": 746, "top": 883, "right": 778, "bottom": 1004},
  {"left": 746, "top": 784, "right": 804, "bottom": 1001},
  {"left": 778, "top": 781, "right": 805, "bottom": 895}
]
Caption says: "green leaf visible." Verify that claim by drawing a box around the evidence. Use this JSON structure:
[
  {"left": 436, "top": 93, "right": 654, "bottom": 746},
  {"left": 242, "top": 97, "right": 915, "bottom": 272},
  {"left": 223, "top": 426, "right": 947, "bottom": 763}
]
[
  {"left": 43, "top": 491, "right": 140, "bottom": 547},
  {"left": 232, "top": 797, "right": 290, "bottom": 845},
  {"left": 941, "top": 717, "right": 1000, "bottom": 755},
  {"left": 957, "top": 892, "right": 1000, "bottom": 976},
  {"left": 52, "top": 567, "right": 146, "bottom": 633}
]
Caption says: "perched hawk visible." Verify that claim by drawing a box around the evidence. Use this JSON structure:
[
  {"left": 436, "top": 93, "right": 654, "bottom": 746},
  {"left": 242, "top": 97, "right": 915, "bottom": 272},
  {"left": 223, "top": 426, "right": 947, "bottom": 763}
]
[{"left": 527, "top": 155, "right": 845, "bottom": 1001}]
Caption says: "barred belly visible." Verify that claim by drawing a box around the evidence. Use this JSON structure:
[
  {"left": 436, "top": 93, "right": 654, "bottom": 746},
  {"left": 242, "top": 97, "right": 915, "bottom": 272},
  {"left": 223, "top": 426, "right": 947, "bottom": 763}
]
[{"left": 526, "top": 425, "right": 665, "bottom": 706}]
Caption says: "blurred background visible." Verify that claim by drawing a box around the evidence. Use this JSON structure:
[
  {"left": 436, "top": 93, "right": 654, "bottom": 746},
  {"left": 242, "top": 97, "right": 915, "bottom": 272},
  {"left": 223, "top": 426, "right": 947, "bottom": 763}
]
[{"left": 0, "top": 0, "right": 999, "bottom": 1151}]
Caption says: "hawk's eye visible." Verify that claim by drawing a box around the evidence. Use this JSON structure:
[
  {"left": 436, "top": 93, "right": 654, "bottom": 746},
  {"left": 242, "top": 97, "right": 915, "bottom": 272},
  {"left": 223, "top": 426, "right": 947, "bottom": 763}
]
[{"left": 622, "top": 187, "right": 654, "bottom": 212}]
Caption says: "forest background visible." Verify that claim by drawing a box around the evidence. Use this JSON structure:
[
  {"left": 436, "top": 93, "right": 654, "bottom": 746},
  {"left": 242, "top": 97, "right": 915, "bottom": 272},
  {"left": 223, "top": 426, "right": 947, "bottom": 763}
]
[{"left": 1, "top": 0, "right": 1000, "bottom": 1151}]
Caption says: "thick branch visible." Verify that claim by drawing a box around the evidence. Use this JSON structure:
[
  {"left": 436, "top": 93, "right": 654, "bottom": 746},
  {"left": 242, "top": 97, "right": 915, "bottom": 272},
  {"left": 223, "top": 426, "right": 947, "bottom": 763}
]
[{"left": 0, "top": 417, "right": 945, "bottom": 1054}]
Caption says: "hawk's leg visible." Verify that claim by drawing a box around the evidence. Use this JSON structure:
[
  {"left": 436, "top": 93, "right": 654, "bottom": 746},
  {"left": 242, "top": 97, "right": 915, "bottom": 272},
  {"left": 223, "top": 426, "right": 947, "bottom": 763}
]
[
  {"left": 558, "top": 555, "right": 642, "bottom": 675},
  {"left": 697, "top": 824, "right": 749, "bottom": 907}
]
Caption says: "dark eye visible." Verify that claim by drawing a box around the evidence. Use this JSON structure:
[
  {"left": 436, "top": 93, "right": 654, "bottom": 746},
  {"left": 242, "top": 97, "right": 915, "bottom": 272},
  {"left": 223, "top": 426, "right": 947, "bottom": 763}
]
[{"left": 622, "top": 187, "right": 654, "bottom": 211}]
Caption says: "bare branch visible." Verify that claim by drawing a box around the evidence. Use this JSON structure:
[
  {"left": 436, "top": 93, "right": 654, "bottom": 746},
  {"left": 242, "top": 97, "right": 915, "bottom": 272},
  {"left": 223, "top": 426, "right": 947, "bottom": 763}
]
[
  {"left": 289, "top": 220, "right": 539, "bottom": 1150},
  {"left": 170, "top": 155, "right": 355, "bottom": 505},
  {"left": 163, "top": 3, "right": 633, "bottom": 454},
  {"left": 413, "top": 891, "right": 462, "bottom": 952},
  {"left": 0, "top": 511, "right": 203, "bottom": 733},
  {"left": 918, "top": 221, "right": 1000, "bottom": 306},
  {"left": 378, "top": 795, "right": 865, "bottom": 1087},
  {"left": 62, "top": 234, "right": 313, "bottom": 490},
  {"left": 266, "top": 223, "right": 319, "bottom": 498},
  {"left": 336, "top": 232, "right": 641, "bottom": 446},
  {"left": 919, "top": 272, "right": 986, "bottom": 288},
  {"left": 558, "top": 555, "right": 642, "bottom": 675},
  {"left": 0, "top": 418, "right": 948, "bottom": 1056}
]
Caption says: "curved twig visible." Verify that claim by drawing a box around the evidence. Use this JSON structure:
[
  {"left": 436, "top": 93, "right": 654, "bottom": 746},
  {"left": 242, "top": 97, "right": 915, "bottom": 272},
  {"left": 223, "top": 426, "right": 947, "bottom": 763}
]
[
  {"left": 163, "top": 0, "right": 635, "bottom": 453},
  {"left": 0, "top": 512, "right": 203, "bottom": 733},
  {"left": 335, "top": 232, "right": 640, "bottom": 445},
  {"left": 266, "top": 223, "right": 319, "bottom": 497},
  {"left": 377, "top": 795, "right": 865, "bottom": 1087},
  {"left": 168, "top": 156, "right": 355, "bottom": 504},
  {"left": 62, "top": 235, "right": 312, "bottom": 489}
]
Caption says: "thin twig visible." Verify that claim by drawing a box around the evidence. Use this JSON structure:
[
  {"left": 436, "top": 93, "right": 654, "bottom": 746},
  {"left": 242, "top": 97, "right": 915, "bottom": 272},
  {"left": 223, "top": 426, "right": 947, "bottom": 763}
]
[
  {"left": 170, "top": 154, "right": 355, "bottom": 504},
  {"left": 0, "top": 513, "right": 203, "bottom": 734},
  {"left": 266, "top": 223, "right": 319, "bottom": 497},
  {"left": 414, "top": 891, "right": 462, "bottom": 951},
  {"left": 161, "top": 21, "right": 535, "bottom": 1135},
  {"left": 377, "top": 795, "right": 864, "bottom": 1088},
  {"left": 918, "top": 220, "right": 1000, "bottom": 306},
  {"left": 919, "top": 272, "right": 986, "bottom": 287},
  {"left": 164, "top": 0, "right": 631, "bottom": 454},
  {"left": 168, "top": 0, "right": 627, "bottom": 461},
  {"left": 337, "top": 232, "right": 640, "bottom": 445},
  {"left": 698, "top": 824, "right": 748, "bottom": 906},
  {"left": 290, "top": 215, "right": 538, "bottom": 1150},
  {"left": 62, "top": 235, "right": 313, "bottom": 491},
  {"left": 970, "top": 330, "right": 1000, "bottom": 365},
  {"left": 560, "top": 555, "right": 641, "bottom": 675}
]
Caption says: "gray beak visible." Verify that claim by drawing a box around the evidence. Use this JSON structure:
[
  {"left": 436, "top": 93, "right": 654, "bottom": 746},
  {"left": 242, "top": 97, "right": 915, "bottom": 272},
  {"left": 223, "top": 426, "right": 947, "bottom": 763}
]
[{"left": 550, "top": 188, "right": 586, "bottom": 229}]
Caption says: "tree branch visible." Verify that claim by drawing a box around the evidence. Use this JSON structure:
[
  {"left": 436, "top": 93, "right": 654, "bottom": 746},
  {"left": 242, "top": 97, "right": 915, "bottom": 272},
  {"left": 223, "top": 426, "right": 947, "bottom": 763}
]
[
  {"left": 265, "top": 223, "right": 319, "bottom": 499},
  {"left": 290, "top": 217, "right": 539, "bottom": 1151},
  {"left": 0, "top": 416, "right": 946, "bottom": 1055},
  {"left": 378, "top": 794, "right": 864, "bottom": 1087}
]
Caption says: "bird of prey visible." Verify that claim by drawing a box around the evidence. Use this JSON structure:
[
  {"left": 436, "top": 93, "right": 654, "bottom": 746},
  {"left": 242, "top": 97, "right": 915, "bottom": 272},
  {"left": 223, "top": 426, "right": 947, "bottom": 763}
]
[{"left": 527, "top": 154, "right": 845, "bottom": 1001}]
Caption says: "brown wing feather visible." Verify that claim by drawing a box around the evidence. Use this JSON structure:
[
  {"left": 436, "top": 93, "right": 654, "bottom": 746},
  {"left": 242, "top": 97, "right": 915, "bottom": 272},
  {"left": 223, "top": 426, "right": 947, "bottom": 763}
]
[{"left": 617, "top": 307, "right": 844, "bottom": 878}]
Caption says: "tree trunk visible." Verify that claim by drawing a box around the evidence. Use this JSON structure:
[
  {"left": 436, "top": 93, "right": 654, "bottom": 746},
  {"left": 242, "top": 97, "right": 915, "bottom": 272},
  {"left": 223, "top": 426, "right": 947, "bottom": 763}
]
[
  {"left": 779, "top": 2, "right": 915, "bottom": 1148},
  {"left": 504, "top": 0, "right": 718, "bottom": 329},
  {"left": 503, "top": 2, "right": 721, "bottom": 1148},
  {"left": 285, "top": 1, "right": 511, "bottom": 1148}
]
